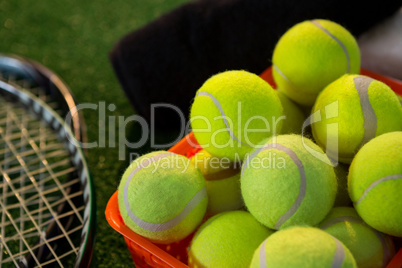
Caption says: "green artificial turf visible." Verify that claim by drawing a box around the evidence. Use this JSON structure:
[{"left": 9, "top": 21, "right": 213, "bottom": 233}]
[{"left": 0, "top": 0, "right": 190, "bottom": 267}]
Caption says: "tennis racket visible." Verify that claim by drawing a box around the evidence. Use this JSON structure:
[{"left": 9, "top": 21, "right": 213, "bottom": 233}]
[
  {"left": 0, "top": 53, "right": 87, "bottom": 143},
  {"left": 0, "top": 55, "right": 95, "bottom": 267}
]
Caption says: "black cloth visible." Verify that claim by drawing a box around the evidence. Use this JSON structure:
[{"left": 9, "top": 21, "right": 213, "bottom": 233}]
[{"left": 110, "top": 0, "right": 401, "bottom": 130}]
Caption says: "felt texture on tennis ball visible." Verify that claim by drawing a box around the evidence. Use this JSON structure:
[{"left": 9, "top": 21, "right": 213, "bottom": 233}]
[
  {"left": 319, "top": 207, "right": 395, "bottom": 268},
  {"left": 188, "top": 211, "right": 274, "bottom": 268},
  {"left": 241, "top": 134, "right": 337, "bottom": 230},
  {"left": 348, "top": 132, "right": 402, "bottom": 237},
  {"left": 250, "top": 226, "right": 357, "bottom": 268},
  {"left": 277, "top": 90, "right": 306, "bottom": 134},
  {"left": 191, "top": 149, "right": 243, "bottom": 216},
  {"left": 311, "top": 74, "right": 402, "bottom": 164},
  {"left": 190, "top": 70, "right": 283, "bottom": 162},
  {"left": 118, "top": 151, "right": 208, "bottom": 244},
  {"left": 272, "top": 19, "right": 361, "bottom": 106}
]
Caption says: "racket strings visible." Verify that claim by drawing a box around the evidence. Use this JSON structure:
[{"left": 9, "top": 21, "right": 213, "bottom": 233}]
[
  {"left": 0, "top": 101, "right": 84, "bottom": 221},
  {"left": 2, "top": 181, "right": 83, "bottom": 229},
  {"left": 1, "top": 172, "right": 79, "bottom": 204},
  {"left": 0, "top": 74, "right": 62, "bottom": 115},
  {"left": 2, "top": 159, "right": 73, "bottom": 183},
  {"left": 0, "top": 100, "right": 84, "bottom": 267},
  {"left": 1, "top": 223, "right": 83, "bottom": 266}
]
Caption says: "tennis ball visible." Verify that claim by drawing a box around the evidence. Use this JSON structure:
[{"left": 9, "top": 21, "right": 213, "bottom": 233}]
[
  {"left": 250, "top": 226, "right": 357, "bottom": 268},
  {"left": 272, "top": 19, "right": 361, "bottom": 106},
  {"left": 348, "top": 131, "right": 402, "bottom": 237},
  {"left": 334, "top": 163, "right": 352, "bottom": 206},
  {"left": 190, "top": 70, "right": 283, "bottom": 162},
  {"left": 319, "top": 207, "right": 395, "bottom": 268},
  {"left": 276, "top": 90, "right": 306, "bottom": 134},
  {"left": 118, "top": 151, "right": 208, "bottom": 244},
  {"left": 188, "top": 211, "right": 274, "bottom": 268},
  {"left": 241, "top": 134, "right": 337, "bottom": 230},
  {"left": 311, "top": 74, "right": 402, "bottom": 163},
  {"left": 191, "top": 149, "right": 243, "bottom": 216}
]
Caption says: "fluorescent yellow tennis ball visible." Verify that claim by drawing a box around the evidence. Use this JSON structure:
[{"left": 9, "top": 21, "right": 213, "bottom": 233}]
[
  {"left": 118, "top": 151, "right": 208, "bottom": 244},
  {"left": 276, "top": 90, "right": 306, "bottom": 134},
  {"left": 311, "top": 74, "right": 402, "bottom": 163},
  {"left": 191, "top": 149, "right": 243, "bottom": 216},
  {"left": 348, "top": 132, "right": 402, "bottom": 237},
  {"left": 188, "top": 211, "right": 274, "bottom": 268},
  {"left": 319, "top": 207, "right": 395, "bottom": 268},
  {"left": 190, "top": 70, "right": 283, "bottom": 162},
  {"left": 272, "top": 19, "right": 360, "bottom": 106},
  {"left": 250, "top": 226, "right": 357, "bottom": 268},
  {"left": 241, "top": 134, "right": 337, "bottom": 230}
]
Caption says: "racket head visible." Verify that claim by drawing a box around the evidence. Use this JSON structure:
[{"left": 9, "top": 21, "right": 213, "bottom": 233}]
[
  {"left": 0, "top": 53, "right": 87, "bottom": 145},
  {"left": 0, "top": 64, "right": 95, "bottom": 267}
]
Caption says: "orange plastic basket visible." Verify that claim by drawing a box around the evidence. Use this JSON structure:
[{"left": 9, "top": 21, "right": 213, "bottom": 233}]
[{"left": 106, "top": 67, "right": 402, "bottom": 268}]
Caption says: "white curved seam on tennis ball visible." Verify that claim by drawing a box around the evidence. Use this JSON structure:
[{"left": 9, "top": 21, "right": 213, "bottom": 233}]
[
  {"left": 196, "top": 91, "right": 251, "bottom": 147},
  {"left": 331, "top": 236, "right": 346, "bottom": 268},
  {"left": 320, "top": 216, "right": 363, "bottom": 230},
  {"left": 311, "top": 20, "right": 350, "bottom": 73},
  {"left": 354, "top": 76, "right": 377, "bottom": 149},
  {"left": 273, "top": 64, "right": 292, "bottom": 84},
  {"left": 273, "top": 66, "right": 318, "bottom": 97},
  {"left": 259, "top": 238, "right": 268, "bottom": 268},
  {"left": 258, "top": 234, "right": 346, "bottom": 268},
  {"left": 320, "top": 213, "right": 393, "bottom": 266},
  {"left": 355, "top": 174, "right": 402, "bottom": 205},
  {"left": 123, "top": 152, "right": 207, "bottom": 231},
  {"left": 241, "top": 143, "right": 306, "bottom": 230}
]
